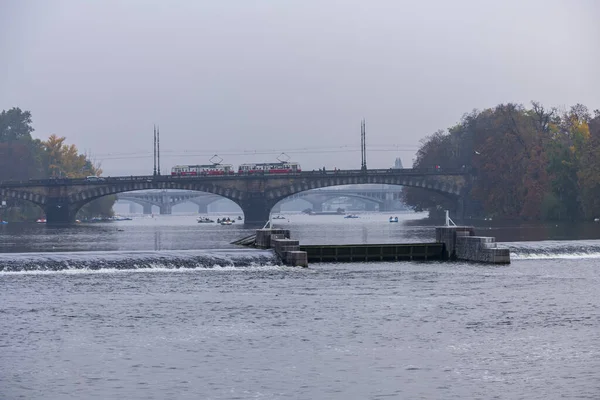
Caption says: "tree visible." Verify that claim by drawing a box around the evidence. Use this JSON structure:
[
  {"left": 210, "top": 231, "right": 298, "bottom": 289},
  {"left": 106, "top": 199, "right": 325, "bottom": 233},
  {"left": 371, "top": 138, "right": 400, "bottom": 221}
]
[
  {"left": 577, "top": 116, "right": 600, "bottom": 219},
  {"left": 0, "top": 108, "right": 34, "bottom": 142},
  {"left": 41, "top": 134, "right": 100, "bottom": 178},
  {"left": 400, "top": 130, "right": 462, "bottom": 215},
  {"left": 39, "top": 134, "right": 113, "bottom": 218}
]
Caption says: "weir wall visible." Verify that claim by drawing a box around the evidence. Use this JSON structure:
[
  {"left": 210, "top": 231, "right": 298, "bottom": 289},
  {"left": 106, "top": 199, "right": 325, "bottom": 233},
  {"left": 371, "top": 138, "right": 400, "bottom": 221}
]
[
  {"left": 436, "top": 226, "right": 510, "bottom": 264},
  {"left": 255, "top": 229, "right": 308, "bottom": 267}
]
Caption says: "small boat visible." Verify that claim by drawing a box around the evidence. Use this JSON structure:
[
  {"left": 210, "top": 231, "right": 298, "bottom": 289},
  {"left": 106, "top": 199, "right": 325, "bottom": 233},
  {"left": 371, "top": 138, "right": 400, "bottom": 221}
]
[
  {"left": 197, "top": 216, "right": 214, "bottom": 223},
  {"left": 237, "top": 216, "right": 242, "bottom": 220},
  {"left": 272, "top": 215, "right": 286, "bottom": 220},
  {"left": 36, "top": 218, "right": 47, "bottom": 224},
  {"left": 389, "top": 216, "right": 399, "bottom": 223},
  {"left": 217, "top": 217, "right": 235, "bottom": 225},
  {"left": 0, "top": 221, "right": 7, "bottom": 225},
  {"left": 344, "top": 214, "right": 359, "bottom": 219}
]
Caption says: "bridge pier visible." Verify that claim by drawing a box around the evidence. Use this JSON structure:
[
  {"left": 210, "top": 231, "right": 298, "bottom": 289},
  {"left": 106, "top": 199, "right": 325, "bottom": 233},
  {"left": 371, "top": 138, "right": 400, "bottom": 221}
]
[
  {"left": 197, "top": 203, "right": 209, "bottom": 214},
  {"left": 381, "top": 198, "right": 395, "bottom": 212},
  {"left": 238, "top": 196, "right": 275, "bottom": 226},
  {"left": 142, "top": 204, "right": 153, "bottom": 214},
  {"left": 306, "top": 201, "right": 323, "bottom": 212},
  {"left": 129, "top": 202, "right": 138, "bottom": 214},
  {"left": 455, "top": 196, "right": 466, "bottom": 221},
  {"left": 44, "top": 202, "right": 78, "bottom": 224},
  {"left": 364, "top": 202, "right": 378, "bottom": 211},
  {"left": 159, "top": 203, "right": 172, "bottom": 215}
]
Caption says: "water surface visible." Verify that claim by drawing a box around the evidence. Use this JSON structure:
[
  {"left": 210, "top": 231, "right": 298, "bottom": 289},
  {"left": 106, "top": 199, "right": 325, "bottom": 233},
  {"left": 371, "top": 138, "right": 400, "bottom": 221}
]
[{"left": 1, "top": 212, "right": 599, "bottom": 399}]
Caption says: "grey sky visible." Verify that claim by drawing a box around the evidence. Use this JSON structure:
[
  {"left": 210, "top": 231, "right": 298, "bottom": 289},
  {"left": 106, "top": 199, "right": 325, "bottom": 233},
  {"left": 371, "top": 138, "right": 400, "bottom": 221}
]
[{"left": 1, "top": 0, "right": 598, "bottom": 175}]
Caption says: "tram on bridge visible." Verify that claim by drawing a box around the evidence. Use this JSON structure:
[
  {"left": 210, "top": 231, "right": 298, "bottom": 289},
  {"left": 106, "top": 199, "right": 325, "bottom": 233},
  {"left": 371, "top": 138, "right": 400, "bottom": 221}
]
[{"left": 171, "top": 162, "right": 301, "bottom": 176}]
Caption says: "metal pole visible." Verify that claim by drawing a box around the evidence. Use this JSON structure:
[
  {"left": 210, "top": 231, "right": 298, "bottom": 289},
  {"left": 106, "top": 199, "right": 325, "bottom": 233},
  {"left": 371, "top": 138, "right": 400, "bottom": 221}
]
[
  {"left": 361, "top": 119, "right": 367, "bottom": 171},
  {"left": 157, "top": 126, "right": 161, "bottom": 175},
  {"left": 153, "top": 125, "right": 157, "bottom": 176}
]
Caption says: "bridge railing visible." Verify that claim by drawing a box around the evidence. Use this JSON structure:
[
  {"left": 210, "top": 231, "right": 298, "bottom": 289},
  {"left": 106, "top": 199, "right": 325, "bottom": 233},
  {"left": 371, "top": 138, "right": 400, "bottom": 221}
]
[{"left": 0, "top": 167, "right": 468, "bottom": 187}]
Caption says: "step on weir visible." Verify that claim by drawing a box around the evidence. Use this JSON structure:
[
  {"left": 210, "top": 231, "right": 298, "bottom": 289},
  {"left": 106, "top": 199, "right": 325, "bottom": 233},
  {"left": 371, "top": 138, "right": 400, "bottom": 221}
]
[
  {"left": 254, "top": 229, "right": 308, "bottom": 267},
  {"left": 435, "top": 226, "right": 510, "bottom": 264}
]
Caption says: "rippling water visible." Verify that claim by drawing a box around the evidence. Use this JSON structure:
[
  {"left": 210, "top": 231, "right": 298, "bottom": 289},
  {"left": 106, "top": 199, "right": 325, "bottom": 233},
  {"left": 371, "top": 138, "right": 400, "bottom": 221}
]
[{"left": 1, "top": 213, "right": 600, "bottom": 399}]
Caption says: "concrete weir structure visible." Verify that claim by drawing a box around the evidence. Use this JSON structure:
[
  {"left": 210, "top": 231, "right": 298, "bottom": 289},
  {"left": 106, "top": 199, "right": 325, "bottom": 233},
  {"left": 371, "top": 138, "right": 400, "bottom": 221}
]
[
  {"left": 254, "top": 229, "right": 308, "bottom": 267},
  {"left": 235, "top": 225, "right": 510, "bottom": 267},
  {"left": 435, "top": 226, "right": 511, "bottom": 264}
]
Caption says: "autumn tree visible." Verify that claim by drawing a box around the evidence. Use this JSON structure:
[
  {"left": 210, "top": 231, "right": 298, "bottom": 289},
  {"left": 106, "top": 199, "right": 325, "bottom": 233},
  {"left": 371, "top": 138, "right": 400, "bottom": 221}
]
[
  {"left": 577, "top": 115, "right": 600, "bottom": 219},
  {"left": 39, "top": 134, "right": 114, "bottom": 218},
  {"left": 40, "top": 134, "right": 100, "bottom": 178},
  {"left": 0, "top": 108, "right": 115, "bottom": 220}
]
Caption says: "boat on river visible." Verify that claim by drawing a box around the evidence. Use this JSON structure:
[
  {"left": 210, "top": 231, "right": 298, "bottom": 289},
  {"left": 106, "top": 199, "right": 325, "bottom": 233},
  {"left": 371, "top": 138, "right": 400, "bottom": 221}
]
[
  {"left": 344, "top": 214, "right": 359, "bottom": 219},
  {"left": 389, "top": 216, "right": 399, "bottom": 223},
  {"left": 197, "top": 216, "right": 214, "bottom": 223}
]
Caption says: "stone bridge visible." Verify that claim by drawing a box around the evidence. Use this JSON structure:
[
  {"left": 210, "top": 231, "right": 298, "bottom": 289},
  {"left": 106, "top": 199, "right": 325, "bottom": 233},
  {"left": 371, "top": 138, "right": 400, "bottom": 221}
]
[
  {"left": 116, "top": 191, "right": 223, "bottom": 214},
  {"left": 0, "top": 168, "right": 468, "bottom": 225},
  {"left": 277, "top": 187, "right": 405, "bottom": 212},
  {"left": 116, "top": 187, "right": 406, "bottom": 214}
]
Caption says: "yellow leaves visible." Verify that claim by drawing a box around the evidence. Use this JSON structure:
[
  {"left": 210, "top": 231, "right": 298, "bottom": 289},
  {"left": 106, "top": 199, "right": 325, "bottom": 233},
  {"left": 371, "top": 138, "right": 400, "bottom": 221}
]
[
  {"left": 42, "top": 135, "right": 97, "bottom": 178},
  {"left": 573, "top": 121, "right": 590, "bottom": 141}
]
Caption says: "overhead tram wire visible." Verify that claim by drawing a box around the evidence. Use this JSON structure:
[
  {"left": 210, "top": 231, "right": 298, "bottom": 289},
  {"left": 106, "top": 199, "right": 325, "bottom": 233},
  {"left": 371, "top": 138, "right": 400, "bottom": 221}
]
[
  {"left": 93, "top": 143, "right": 419, "bottom": 158},
  {"left": 97, "top": 148, "right": 419, "bottom": 161},
  {"left": 95, "top": 145, "right": 419, "bottom": 161}
]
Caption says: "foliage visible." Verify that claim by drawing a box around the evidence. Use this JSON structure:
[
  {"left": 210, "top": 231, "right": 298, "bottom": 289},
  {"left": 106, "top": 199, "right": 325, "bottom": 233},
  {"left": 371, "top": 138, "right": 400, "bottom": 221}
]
[
  {"left": 0, "top": 109, "right": 114, "bottom": 221},
  {"left": 41, "top": 134, "right": 100, "bottom": 178},
  {"left": 403, "top": 102, "right": 600, "bottom": 221},
  {"left": 0, "top": 108, "right": 34, "bottom": 142}
]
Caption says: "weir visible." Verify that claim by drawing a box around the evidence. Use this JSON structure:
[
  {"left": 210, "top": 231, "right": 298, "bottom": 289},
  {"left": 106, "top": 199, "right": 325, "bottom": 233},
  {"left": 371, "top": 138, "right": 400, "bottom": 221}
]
[{"left": 235, "top": 220, "right": 510, "bottom": 266}]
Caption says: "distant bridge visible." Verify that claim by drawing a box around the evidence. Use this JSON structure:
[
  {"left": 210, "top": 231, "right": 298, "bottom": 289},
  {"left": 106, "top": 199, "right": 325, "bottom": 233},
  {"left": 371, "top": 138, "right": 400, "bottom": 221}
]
[
  {"left": 0, "top": 168, "right": 468, "bottom": 225},
  {"left": 116, "top": 187, "right": 407, "bottom": 214}
]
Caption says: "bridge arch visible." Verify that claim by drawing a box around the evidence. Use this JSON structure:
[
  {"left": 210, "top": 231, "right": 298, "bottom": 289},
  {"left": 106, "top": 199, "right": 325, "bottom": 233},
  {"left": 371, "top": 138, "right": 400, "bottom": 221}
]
[
  {"left": 0, "top": 188, "right": 47, "bottom": 206},
  {"left": 69, "top": 182, "right": 245, "bottom": 206},
  {"left": 0, "top": 188, "right": 47, "bottom": 218},
  {"left": 265, "top": 175, "right": 461, "bottom": 205},
  {"left": 117, "top": 191, "right": 229, "bottom": 215},
  {"left": 68, "top": 183, "right": 247, "bottom": 221},
  {"left": 277, "top": 192, "right": 386, "bottom": 212}
]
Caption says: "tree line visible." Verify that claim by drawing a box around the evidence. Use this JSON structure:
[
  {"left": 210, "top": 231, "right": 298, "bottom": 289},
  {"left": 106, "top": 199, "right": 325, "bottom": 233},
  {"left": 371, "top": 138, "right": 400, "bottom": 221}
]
[
  {"left": 0, "top": 107, "right": 115, "bottom": 221},
  {"left": 402, "top": 102, "right": 600, "bottom": 221}
]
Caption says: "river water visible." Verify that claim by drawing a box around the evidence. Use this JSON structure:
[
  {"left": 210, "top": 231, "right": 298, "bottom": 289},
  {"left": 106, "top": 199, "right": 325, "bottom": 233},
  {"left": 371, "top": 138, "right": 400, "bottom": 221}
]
[{"left": 1, "top": 213, "right": 599, "bottom": 399}]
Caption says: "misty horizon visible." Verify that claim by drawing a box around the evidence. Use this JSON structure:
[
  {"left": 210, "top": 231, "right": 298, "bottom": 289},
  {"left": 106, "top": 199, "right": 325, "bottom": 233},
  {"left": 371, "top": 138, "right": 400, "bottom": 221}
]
[{"left": 2, "top": 0, "right": 598, "bottom": 176}]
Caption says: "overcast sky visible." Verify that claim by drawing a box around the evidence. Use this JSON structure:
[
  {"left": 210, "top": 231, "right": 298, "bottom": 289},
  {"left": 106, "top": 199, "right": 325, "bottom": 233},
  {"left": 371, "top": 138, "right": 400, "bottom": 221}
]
[{"left": 1, "top": 0, "right": 598, "bottom": 175}]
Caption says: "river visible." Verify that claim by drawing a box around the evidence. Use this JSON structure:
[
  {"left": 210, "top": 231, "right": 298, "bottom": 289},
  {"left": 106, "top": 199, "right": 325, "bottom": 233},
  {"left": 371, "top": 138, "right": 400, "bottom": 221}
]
[{"left": 1, "top": 212, "right": 599, "bottom": 399}]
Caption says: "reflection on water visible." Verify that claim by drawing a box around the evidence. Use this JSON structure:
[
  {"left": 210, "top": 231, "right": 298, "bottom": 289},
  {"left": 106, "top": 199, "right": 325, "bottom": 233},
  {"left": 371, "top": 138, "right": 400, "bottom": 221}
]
[{"left": 2, "top": 211, "right": 600, "bottom": 254}]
